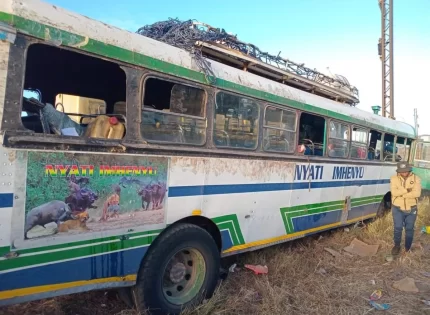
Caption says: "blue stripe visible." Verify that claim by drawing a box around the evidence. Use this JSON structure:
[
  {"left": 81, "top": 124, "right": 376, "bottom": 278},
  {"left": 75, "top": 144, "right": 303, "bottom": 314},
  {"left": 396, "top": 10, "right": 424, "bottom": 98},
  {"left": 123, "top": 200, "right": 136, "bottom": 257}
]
[
  {"left": 292, "top": 210, "right": 342, "bottom": 233},
  {"left": 220, "top": 229, "right": 233, "bottom": 251},
  {"left": 348, "top": 202, "right": 379, "bottom": 220},
  {"left": 169, "top": 179, "right": 390, "bottom": 197},
  {"left": 0, "top": 247, "right": 147, "bottom": 292},
  {"left": 0, "top": 193, "right": 13, "bottom": 208}
]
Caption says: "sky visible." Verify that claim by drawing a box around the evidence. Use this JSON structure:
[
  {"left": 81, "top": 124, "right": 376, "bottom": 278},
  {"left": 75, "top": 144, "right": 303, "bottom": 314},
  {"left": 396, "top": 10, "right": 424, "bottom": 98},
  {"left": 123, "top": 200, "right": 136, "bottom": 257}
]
[{"left": 47, "top": 0, "right": 430, "bottom": 134}]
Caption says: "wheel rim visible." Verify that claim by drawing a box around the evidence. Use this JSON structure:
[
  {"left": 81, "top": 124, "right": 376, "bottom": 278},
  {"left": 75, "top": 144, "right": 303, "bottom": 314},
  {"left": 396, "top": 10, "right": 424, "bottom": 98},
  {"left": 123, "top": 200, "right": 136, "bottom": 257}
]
[{"left": 162, "top": 247, "right": 206, "bottom": 305}]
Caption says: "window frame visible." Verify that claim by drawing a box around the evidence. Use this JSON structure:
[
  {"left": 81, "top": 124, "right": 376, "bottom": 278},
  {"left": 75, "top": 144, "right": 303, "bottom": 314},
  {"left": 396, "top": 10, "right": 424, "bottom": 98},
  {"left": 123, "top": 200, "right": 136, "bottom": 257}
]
[
  {"left": 394, "top": 136, "right": 407, "bottom": 162},
  {"left": 297, "top": 111, "right": 327, "bottom": 157},
  {"left": 350, "top": 125, "right": 369, "bottom": 160},
  {"left": 405, "top": 138, "right": 413, "bottom": 162},
  {"left": 327, "top": 119, "right": 351, "bottom": 159},
  {"left": 212, "top": 90, "right": 261, "bottom": 151},
  {"left": 262, "top": 104, "right": 298, "bottom": 154},
  {"left": 367, "top": 129, "right": 384, "bottom": 161},
  {"left": 140, "top": 75, "right": 208, "bottom": 146},
  {"left": 382, "top": 132, "right": 396, "bottom": 163},
  {"left": 17, "top": 41, "right": 128, "bottom": 142},
  {"left": 414, "top": 140, "right": 430, "bottom": 166}
]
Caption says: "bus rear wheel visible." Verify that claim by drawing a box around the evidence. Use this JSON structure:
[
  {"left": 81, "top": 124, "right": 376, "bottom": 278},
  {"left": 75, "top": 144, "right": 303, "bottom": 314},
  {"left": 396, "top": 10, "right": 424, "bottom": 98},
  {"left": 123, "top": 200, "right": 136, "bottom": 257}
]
[{"left": 133, "top": 223, "right": 220, "bottom": 315}]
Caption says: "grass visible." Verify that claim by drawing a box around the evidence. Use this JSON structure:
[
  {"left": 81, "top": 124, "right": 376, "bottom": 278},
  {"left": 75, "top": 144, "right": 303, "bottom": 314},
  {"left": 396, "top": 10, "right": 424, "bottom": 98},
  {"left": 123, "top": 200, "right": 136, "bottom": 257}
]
[{"left": 3, "top": 200, "right": 430, "bottom": 315}]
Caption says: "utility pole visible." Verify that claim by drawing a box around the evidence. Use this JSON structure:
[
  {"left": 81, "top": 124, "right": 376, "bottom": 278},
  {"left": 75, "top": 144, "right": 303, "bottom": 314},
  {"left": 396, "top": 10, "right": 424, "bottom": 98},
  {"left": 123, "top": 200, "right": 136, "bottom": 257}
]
[
  {"left": 378, "top": 0, "right": 394, "bottom": 119},
  {"left": 414, "top": 108, "right": 419, "bottom": 135}
]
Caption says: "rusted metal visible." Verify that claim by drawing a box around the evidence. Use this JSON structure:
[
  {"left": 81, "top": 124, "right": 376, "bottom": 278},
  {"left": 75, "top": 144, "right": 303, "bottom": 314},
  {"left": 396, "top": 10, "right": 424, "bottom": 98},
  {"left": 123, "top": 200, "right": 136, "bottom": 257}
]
[
  {"left": 196, "top": 41, "right": 359, "bottom": 105},
  {"left": 2, "top": 35, "right": 28, "bottom": 132},
  {"left": 0, "top": 33, "right": 395, "bottom": 167}
]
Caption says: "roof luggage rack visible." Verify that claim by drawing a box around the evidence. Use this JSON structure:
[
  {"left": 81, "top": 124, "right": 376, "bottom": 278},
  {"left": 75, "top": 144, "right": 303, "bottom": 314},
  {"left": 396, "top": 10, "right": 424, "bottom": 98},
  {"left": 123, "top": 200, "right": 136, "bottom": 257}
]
[{"left": 137, "top": 19, "right": 359, "bottom": 106}]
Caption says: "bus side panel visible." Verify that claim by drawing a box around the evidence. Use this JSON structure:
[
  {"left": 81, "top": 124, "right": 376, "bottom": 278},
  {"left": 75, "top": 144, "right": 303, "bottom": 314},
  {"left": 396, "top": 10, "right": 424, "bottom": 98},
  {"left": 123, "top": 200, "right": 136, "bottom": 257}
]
[
  {"left": 0, "top": 148, "right": 14, "bottom": 255},
  {"left": 0, "top": 150, "right": 169, "bottom": 306},
  {"left": 167, "top": 157, "right": 393, "bottom": 255},
  {"left": 412, "top": 167, "right": 430, "bottom": 196}
]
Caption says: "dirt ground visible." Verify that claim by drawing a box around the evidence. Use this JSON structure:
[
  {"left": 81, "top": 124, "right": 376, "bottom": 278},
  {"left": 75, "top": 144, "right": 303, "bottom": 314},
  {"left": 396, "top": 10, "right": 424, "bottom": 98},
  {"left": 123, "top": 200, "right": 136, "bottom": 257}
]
[{"left": 3, "top": 200, "right": 430, "bottom": 315}]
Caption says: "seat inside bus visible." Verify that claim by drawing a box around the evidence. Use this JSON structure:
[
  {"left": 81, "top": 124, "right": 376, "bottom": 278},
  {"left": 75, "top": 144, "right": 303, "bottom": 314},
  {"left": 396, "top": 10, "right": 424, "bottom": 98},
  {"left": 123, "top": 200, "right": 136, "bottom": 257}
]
[
  {"left": 21, "top": 44, "right": 127, "bottom": 140},
  {"left": 298, "top": 113, "right": 325, "bottom": 156}
]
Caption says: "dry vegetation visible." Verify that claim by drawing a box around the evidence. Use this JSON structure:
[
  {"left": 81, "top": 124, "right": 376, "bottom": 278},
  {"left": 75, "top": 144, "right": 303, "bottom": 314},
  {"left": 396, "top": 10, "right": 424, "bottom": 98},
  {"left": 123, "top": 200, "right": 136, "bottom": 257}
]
[{"left": 3, "top": 200, "right": 430, "bottom": 315}]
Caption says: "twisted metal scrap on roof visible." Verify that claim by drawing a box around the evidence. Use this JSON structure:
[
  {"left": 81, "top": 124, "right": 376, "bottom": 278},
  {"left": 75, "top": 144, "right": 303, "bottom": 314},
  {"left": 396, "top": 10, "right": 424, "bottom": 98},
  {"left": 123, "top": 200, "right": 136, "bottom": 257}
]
[{"left": 137, "top": 18, "right": 359, "bottom": 105}]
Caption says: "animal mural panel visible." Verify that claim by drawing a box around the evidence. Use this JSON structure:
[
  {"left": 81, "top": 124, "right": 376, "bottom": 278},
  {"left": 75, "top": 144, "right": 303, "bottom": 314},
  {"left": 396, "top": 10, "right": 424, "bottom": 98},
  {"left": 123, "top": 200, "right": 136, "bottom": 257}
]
[{"left": 24, "top": 152, "right": 168, "bottom": 240}]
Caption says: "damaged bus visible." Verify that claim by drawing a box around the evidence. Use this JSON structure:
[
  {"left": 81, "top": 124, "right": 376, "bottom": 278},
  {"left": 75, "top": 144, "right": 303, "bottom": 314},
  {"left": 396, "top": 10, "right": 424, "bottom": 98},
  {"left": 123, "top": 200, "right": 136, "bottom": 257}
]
[{"left": 0, "top": 0, "right": 419, "bottom": 314}]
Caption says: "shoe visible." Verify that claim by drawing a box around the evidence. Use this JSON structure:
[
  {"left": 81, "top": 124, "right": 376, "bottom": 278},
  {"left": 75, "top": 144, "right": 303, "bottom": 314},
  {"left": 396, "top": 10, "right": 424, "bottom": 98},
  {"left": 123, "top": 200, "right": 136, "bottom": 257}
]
[
  {"left": 391, "top": 245, "right": 401, "bottom": 256},
  {"left": 405, "top": 247, "right": 411, "bottom": 253}
]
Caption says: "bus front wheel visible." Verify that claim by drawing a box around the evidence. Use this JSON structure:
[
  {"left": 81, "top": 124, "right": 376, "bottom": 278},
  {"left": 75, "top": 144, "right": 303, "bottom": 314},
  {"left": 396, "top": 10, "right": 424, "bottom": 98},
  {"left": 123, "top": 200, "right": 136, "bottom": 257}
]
[{"left": 133, "top": 223, "right": 220, "bottom": 315}]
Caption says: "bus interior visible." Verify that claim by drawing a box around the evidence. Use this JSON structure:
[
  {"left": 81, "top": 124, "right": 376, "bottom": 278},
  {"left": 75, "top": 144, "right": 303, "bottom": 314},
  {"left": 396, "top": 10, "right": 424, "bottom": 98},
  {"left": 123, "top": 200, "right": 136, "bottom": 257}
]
[{"left": 21, "top": 44, "right": 127, "bottom": 139}]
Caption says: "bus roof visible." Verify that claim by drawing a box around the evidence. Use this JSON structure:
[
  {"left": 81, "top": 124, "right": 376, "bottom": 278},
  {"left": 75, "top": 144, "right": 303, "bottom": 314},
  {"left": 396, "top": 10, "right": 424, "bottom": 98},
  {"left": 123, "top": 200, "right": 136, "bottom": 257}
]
[{"left": 0, "top": 0, "right": 416, "bottom": 138}]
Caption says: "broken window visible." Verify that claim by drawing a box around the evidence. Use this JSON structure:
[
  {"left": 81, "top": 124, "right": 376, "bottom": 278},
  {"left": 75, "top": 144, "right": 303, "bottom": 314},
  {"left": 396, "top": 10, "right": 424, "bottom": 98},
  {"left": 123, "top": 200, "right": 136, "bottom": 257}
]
[
  {"left": 328, "top": 120, "right": 350, "bottom": 158},
  {"left": 405, "top": 138, "right": 412, "bottom": 162},
  {"left": 350, "top": 127, "right": 368, "bottom": 159},
  {"left": 22, "top": 44, "right": 127, "bottom": 139},
  {"left": 395, "top": 137, "right": 407, "bottom": 162},
  {"left": 368, "top": 130, "right": 382, "bottom": 161},
  {"left": 382, "top": 133, "right": 395, "bottom": 162},
  {"left": 298, "top": 113, "right": 325, "bottom": 156},
  {"left": 141, "top": 78, "right": 207, "bottom": 145},
  {"left": 263, "top": 106, "right": 297, "bottom": 153},
  {"left": 22, "top": 89, "right": 41, "bottom": 118},
  {"left": 213, "top": 92, "right": 260, "bottom": 149}
]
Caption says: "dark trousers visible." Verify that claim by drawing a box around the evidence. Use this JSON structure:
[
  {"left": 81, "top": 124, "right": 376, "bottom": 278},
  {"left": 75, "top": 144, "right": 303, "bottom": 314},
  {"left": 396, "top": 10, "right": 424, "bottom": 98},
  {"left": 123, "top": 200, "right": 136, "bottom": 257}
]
[{"left": 392, "top": 205, "right": 417, "bottom": 250}]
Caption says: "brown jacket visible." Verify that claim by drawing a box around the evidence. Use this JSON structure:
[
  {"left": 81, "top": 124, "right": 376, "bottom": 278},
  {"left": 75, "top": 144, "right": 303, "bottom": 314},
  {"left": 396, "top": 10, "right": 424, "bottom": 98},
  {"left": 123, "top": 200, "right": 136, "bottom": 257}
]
[{"left": 390, "top": 173, "right": 421, "bottom": 211}]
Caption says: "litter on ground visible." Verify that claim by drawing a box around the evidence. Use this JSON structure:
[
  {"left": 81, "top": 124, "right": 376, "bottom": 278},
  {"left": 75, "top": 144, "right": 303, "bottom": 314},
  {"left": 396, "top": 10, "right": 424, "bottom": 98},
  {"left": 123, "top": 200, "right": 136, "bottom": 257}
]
[
  {"left": 343, "top": 238, "right": 379, "bottom": 257},
  {"left": 369, "top": 300, "right": 390, "bottom": 311},
  {"left": 392, "top": 277, "right": 419, "bottom": 293},
  {"left": 244, "top": 264, "right": 268, "bottom": 275},
  {"left": 369, "top": 289, "right": 382, "bottom": 301}
]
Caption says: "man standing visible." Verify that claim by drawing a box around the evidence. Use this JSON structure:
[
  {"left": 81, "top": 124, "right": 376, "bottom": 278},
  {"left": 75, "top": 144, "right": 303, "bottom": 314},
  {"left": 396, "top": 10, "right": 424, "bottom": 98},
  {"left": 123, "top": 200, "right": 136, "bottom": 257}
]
[{"left": 390, "top": 162, "right": 422, "bottom": 255}]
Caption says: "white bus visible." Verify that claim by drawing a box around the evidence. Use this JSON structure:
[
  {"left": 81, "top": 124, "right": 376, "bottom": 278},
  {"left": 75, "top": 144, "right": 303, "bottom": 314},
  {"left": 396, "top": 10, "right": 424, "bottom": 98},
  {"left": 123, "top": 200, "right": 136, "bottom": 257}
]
[{"left": 0, "top": 1, "right": 418, "bottom": 314}]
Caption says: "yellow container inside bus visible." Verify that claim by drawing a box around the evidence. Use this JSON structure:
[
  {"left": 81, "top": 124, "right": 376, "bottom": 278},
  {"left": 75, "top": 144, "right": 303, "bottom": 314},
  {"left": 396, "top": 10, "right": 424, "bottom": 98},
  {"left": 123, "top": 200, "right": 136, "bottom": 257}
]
[{"left": 55, "top": 94, "right": 106, "bottom": 124}]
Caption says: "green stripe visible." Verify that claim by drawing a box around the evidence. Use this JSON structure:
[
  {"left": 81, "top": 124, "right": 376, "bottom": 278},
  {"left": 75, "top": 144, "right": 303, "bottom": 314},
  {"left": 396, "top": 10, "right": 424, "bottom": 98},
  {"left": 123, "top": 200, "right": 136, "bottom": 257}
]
[
  {"left": 0, "top": 229, "right": 162, "bottom": 271},
  {"left": 212, "top": 214, "right": 245, "bottom": 245},
  {"left": 0, "top": 234, "right": 155, "bottom": 272},
  {"left": 0, "top": 246, "right": 9, "bottom": 256},
  {"left": 0, "top": 12, "right": 415, "bottom": 138},
  {"left": 0, "top": 214, "right": 245, "bottom": 272},
  {"left": 352, "top": 194, "right": 384, "bottom": 202},
  {"left": 281, "top": 202, "right": 344, "bottom": 234},
  {"left": 280, "top": 195, "right": 383, "bottom": 234},
  {"left": 18, "top": 229, "right": 162, "bottom": 256},
  {"left": 217, "top": 222, "right": 240, "bottom": 245}
]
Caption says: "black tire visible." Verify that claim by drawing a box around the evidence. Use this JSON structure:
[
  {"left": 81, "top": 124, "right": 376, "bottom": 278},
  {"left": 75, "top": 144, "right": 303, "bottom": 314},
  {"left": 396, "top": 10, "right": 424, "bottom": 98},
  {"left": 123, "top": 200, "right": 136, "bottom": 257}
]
[
  {"left": 132, "top": 223, "right": 220, "bottom": 315},
  {"left": 376, "top": 200, "right": 390, "bottom": 218}
]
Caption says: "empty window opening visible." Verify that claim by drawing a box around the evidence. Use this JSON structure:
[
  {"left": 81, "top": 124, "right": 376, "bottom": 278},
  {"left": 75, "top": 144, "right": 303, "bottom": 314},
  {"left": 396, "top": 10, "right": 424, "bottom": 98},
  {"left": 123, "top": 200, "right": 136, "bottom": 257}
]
[
  {"left": 22, "top": 44, "right": 126, "bottom": 139},
  {"left": 351, "top": 127, "right": 368, "bottom": 159},
  {"left": 405, "top": 138, "right": 412, "bottom": 162},
  {"left": 263, "top": 106, "right": 297, "bottom": 153},
  {"left": 213, "top": 92, "right": 260, "bottom": 150},
  {"left": 368, "top": 130, "right": 382, "bottom": 160},
  {"left": 298, "top": 113, "right": 325, "bottom": 156},
  {"left": 395, "top": 137, "right": 407, "bottom": 162},
  {"left": 328, "top": 120, "right": 350, "bottom": 158},
  {"left": 142, "top": 78, "right": 206, "bottom": 145},
  {"left": 383, "top": 133, "right": 396, "bottom": 162}
]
